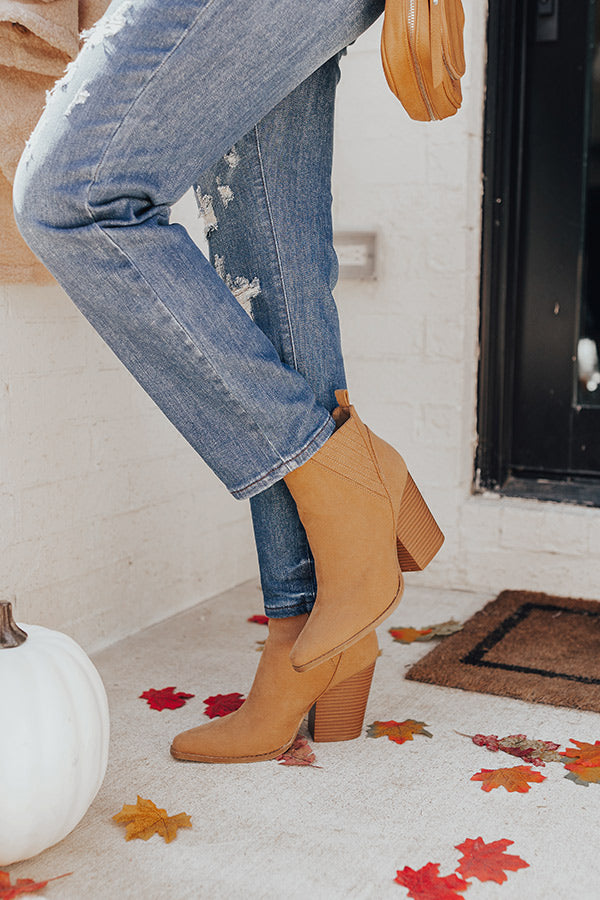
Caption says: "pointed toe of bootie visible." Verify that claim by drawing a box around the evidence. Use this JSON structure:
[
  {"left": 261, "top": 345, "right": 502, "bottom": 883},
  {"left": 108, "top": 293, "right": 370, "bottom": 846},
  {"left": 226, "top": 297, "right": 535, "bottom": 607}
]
[
  {"left": 169, "top": 616, "right": 379, "bottom": 763},
  {"left": 169, "top": 717, "right": 295, "bottom": 764},
  {"left": 284, "top": 389, "right": 444, "bottom": 673}
]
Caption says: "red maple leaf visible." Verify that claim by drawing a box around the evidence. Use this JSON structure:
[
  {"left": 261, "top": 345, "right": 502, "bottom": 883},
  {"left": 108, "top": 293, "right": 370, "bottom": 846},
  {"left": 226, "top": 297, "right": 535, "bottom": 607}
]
[
  {"left": 455, "top": 837, "right": 529, "bottom": 884},
  {"left": 139, "top": 686, "right": 195, "bottom": 711},
  {"left": 276, "top": 736, "right": 321, "bottom": 767},
  {"left": 472, "top": 733, "right": 501, "bottom": 751},
  {"left": 203, "top": 692, "right": 245, "bottom": 718},
  {"left": 0, "top": 871, "right": 71, "bottom": 898},
  {"left": 394, "top": 862, "right": 469, "bottom": 899},
  {"left": 247, "top": 614, "right": 269, "bottom": 625},
  {"left": 471, "top": 732, "right": 561, "bottom": 766},
  {"left": 470, "top": 765, "right": 545, "bottom": 793}
]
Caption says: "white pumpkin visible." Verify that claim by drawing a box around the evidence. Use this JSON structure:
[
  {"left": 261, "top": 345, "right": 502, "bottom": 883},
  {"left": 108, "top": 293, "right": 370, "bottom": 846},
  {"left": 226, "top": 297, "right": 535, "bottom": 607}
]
[{"left": 0, "top": 601, "right": 110, "bottom": 865}]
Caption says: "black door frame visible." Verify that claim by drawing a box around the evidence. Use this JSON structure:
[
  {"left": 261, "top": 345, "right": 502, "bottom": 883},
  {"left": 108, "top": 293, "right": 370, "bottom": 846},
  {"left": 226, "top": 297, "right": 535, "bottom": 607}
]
[{"left": 477, "top": 0, "right": 600, "bottom": 506}]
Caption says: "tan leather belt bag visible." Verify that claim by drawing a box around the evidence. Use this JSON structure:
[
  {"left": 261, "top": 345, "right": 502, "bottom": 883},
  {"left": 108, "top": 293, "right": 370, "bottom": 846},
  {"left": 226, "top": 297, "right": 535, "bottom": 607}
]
[{"left": 381, "top": 0, "right": 466, "bottom": 121}]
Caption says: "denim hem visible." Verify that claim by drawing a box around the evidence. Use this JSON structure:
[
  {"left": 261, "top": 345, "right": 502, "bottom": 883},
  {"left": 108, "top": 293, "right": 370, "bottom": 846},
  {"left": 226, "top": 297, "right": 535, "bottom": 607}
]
[
  {"left": 230, "top": 412, "right": 336, "bottom": 500},
  {"left": 264, "top": 600, "right": 315, "bottom": 618}
]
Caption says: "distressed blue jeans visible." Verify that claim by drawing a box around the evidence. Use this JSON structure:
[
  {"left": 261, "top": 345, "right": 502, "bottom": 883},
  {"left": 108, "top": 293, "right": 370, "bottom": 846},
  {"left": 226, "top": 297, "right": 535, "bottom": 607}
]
[{"left": 13, "top": 0, "right": 384, "bottom": 616}]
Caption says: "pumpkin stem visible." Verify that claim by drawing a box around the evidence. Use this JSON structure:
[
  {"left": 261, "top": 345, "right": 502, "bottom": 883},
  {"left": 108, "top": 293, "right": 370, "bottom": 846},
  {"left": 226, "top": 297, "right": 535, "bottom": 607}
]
[{"left": 0, "top": 601, "right": 28, "bottom": 648}]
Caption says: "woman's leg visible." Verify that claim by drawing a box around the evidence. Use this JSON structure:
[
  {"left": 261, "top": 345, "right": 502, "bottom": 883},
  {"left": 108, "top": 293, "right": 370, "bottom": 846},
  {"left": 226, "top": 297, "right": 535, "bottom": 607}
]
[
  {"left": 194, "top": 54, "right": 346, "bottom": 618},
  {"left": 13, "top": 0, "right": 383, "bottom": 500}
]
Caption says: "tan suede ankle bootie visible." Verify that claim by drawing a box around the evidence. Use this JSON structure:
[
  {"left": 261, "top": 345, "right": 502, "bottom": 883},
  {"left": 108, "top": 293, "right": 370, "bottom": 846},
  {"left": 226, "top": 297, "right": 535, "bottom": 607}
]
[
  {"left": 169, "top": 615, "right": 378, "bottom": 764},
  {"left": 284, "top": 389, "right": 444, "bottom": 673}
]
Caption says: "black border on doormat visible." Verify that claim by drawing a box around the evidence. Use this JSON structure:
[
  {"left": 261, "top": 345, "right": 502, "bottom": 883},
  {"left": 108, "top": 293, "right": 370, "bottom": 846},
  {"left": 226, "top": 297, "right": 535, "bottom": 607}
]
[
  {"left": 462, "top": 602, "right": 600, "bottom": 686},
  {"left": 405, "top": 590, "right": 600, "bottom": 712}
]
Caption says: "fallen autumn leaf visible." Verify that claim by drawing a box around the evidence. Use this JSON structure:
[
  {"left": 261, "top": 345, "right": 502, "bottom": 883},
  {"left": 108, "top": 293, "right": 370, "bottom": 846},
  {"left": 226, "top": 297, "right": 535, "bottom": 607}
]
[
  {"left": 112, "top": 796, "right": 192, "bottom": 843},
  {"left": 394, "top": 862, "right": 469, "bottom": 899},
  {"left": 367, "top": 719, "right": 433, "bottom": 744},
  {"left": 203, "top": 693, "right": 245, "bottom": 718},
  {"left": 276, "top": 736, "right": 321, "bottom": 767},
  {"left": 139, "top": 686, "right": 195, "bottom": 711},
  {"left": 470, "top": 765, "right": 546, "bottom": 793},
  {"left": 0, "top": 871, "right": 71, "bottom": 899},
  {"left": 454, "top": 837, "right": 529, "bottom": 884}
]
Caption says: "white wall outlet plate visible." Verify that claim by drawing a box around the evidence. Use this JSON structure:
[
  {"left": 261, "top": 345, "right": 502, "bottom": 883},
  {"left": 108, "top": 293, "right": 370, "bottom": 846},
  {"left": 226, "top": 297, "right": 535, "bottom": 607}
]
[{"left": 334, "top": 231, "right": 377, "bottom": 280}]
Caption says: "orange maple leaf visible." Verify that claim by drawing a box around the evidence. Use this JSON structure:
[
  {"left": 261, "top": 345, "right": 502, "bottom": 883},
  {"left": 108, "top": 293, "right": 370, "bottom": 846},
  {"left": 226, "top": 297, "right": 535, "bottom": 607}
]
[
  {"left": 455, "top": 837, "right": 529, "bottom": 884},
  {"left": 0, "top": 871, "right": 71, "bottom": 899},
  {"left": 394, "top": 862, "right": 469, "bottom": 898},
  {"left": 560, "top": 739, "right": 600, "bottom": 768},
  {"left": 366, "top": 719, "right": 433, "bottom": 744},
  {"left": 388, "top": 626, "right": 433, "bottom": 643},
  {"left": 564, "top": 765, "right": 600, "bottom": 786},
  {"left": 470, "top": 765, "right": 546, "bottom": 793},
  {"left": 112, "top": 796, "right": 192, "bottom": 842}
]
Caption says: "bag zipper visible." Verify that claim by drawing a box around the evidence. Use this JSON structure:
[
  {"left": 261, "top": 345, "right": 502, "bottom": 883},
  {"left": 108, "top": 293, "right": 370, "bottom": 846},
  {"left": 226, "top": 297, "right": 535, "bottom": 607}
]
[{"left": 407, "top": 0, "right": 438, "bottom": 120}]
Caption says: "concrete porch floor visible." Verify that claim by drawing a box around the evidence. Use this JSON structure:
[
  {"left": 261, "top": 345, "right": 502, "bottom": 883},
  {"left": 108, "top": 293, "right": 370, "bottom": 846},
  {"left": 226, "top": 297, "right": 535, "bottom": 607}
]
[{"left": 6, "top": 579, "right": 600, "bottom": 899}]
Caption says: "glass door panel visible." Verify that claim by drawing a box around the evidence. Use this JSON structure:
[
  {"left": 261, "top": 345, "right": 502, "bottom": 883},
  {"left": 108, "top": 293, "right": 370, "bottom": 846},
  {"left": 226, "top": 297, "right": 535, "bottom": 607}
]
[
  {"left": 479, "top": 0, "right": 600, "bottom": 493},
  {"left": 579, "top": 1, "right": 600, "bottom": 405}
]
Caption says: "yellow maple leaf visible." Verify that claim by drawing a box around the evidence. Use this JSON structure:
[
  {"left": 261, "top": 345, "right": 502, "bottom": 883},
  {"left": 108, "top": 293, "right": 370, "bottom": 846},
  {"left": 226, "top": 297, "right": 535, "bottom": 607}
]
[{"left": 112, "top": 796, "right": 192, "bottom": 842}]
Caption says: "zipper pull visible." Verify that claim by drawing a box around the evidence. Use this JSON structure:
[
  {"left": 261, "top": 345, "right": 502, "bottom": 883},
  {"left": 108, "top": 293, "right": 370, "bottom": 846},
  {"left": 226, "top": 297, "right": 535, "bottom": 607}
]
[{"left": 430, "top": 0, "right": 443, "bottom": 89}]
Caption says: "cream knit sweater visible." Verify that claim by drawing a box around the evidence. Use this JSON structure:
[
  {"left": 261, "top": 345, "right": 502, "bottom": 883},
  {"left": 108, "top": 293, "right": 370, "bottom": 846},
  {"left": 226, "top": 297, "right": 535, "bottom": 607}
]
[{"left": 0, "top": 0, "right": 110, "bottom": 283}]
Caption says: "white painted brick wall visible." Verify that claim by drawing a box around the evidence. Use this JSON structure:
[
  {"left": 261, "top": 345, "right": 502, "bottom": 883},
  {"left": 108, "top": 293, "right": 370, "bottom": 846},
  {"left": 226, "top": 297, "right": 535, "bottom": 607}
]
[
  {"left": 334, "top": 2, "right": 600, "bottom": 602},
  {"left": 1, "top": 189, "right": 256, "bottom": 653}
]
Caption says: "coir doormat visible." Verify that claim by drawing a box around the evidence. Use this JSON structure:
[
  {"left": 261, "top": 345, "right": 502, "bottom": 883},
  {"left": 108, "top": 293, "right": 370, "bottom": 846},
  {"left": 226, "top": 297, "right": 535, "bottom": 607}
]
[{"left": 405, "top": 590, "right": 600, "bottom": 713}]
